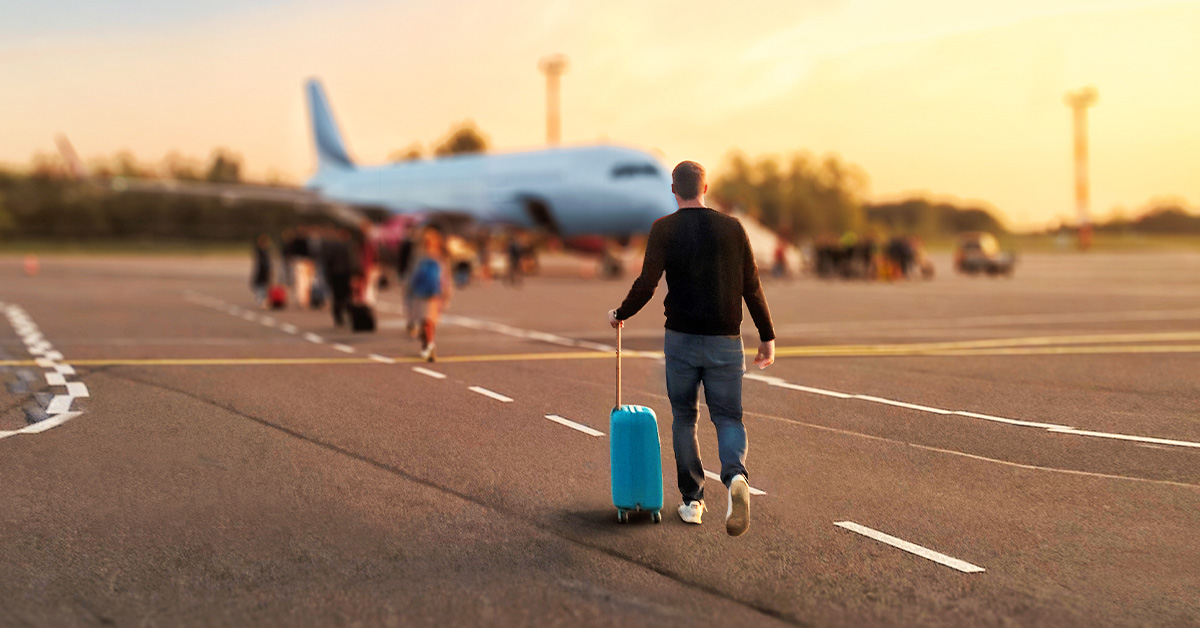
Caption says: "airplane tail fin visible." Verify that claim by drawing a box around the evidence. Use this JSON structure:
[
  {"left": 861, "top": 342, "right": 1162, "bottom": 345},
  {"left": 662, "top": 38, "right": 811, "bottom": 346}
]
[
  {"left": 305, "top": 79, "right": 355, "bottom": 173},
  {"left": 55, "top": 134, "right": 90, "bottom": 181}
]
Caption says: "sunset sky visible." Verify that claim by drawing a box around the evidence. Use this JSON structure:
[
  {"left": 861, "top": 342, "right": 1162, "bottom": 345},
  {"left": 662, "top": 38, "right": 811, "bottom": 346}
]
[{"left": 3, "top": 0, "right": 1198, "bottom": 230}]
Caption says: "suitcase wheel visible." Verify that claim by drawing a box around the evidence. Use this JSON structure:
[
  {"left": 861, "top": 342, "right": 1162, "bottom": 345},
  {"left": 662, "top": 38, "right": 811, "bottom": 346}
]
[
  {"left": 651, "top": 510, "right": 662, "bottom": 524},
  {"left": 616, "top": 509, "right": 629, "bottom": 524}
]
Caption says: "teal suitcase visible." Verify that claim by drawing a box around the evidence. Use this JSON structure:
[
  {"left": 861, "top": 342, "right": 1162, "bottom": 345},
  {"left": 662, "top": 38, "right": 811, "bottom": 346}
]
[{"left": 610, "top": 327, "right": 664, "bottom": 523}]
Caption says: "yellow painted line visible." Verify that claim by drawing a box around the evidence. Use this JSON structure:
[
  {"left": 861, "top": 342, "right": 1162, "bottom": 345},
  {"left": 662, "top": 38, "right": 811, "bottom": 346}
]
[
  {"left": 933, "top": 344, "right": 1200, "bottom": 357},
  {"left": 775, "top": 344, "right": 1200, "bottom": 358},
  {"left": 70, "top": 357, "right": 381, "bottom": 366},
  {"left": 883, "top": 330, "right": 1200, "bottom": 351},
  {"left": 765, "top": 330, "right": 1200, "bottom": 357},
  {"left": 428, "top": 351, "right": 613, "bottom": 363},
  {"left": 0, "top": 350, "right": 614, "bottom": 367},
  {"left": 2, "top": 341, "right": 1198, "bottom": 368},
  {"left": 0, "top": 358, "right": 387, "bottom": 367}
]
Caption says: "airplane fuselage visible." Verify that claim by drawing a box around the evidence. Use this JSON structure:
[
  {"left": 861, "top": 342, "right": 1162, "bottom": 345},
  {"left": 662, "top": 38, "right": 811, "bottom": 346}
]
[{"left": 306, "top": 144, "right": 677, "bottom": 238}]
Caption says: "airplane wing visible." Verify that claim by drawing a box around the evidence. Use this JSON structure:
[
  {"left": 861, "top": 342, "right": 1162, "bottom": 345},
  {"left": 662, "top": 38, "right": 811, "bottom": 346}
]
[
  {"left": 107, "top": 177, "right": 323, "bottom": 207},
  {"left": 56, "top": 134, "right": 370, "bottom": 225}
]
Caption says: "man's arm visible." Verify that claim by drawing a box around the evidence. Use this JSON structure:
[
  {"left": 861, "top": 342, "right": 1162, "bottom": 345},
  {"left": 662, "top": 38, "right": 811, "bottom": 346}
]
[
  {"left": 740, "top": 226, "right": 775, "bottom": 344},
  {"left": 612, "top": 221, "right": 667, "bottom": 322}
]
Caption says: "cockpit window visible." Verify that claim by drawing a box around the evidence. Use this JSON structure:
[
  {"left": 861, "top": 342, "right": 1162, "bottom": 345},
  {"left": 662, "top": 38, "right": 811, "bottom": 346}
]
[{"left": 611, "top": 163, "right": 661, "bottom": 178}]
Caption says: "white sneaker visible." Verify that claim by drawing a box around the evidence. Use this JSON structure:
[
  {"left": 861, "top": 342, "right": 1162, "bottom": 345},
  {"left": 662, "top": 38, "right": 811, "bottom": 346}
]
[
  {"left": 677, "top": 500, "right": 705, "bottom": 524},
  {"left": 726, "top": 474, "right": 750, "bottom": 537},
  {"left": 420, "top": 342, "right": 436, "bottom": 362}
]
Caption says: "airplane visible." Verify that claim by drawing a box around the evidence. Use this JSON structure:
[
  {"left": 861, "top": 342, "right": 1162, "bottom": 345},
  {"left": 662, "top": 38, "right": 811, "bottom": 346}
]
[
  {"left": 304, "top": 80, "right": 677, "bottom": 241},
  {"left": 63, "top": 79, "right": 678, "bottom": 252}
]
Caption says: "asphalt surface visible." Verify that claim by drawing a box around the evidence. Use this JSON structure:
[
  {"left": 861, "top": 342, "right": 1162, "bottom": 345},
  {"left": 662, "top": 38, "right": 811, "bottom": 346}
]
[{"left": 1, "top": 251, "right": 1198, "bottom": 627}]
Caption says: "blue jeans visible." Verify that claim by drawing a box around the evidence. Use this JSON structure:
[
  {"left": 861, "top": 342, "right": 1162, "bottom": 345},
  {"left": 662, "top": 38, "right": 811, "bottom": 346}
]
[{"left": 664, "top": 329, "right": 747, "bottom": 503}]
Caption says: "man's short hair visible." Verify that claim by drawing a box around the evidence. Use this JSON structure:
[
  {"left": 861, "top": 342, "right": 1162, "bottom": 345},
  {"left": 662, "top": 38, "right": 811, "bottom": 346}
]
[{"left": 672, "top": 161, "right": 706, "bottom": 200}]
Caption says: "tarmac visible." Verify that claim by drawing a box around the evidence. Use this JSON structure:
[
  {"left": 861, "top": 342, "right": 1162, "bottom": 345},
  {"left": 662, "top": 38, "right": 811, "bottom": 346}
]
[{"left": 1, "top": 251, "right": 1198, "bottom": 627}]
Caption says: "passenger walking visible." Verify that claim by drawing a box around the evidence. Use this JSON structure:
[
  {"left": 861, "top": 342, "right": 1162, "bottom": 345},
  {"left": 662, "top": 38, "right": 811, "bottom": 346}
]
[
  {"left": 397, "top": 232, "right": 417, "bottom": 283},
  {"left": 397, "top": 231, "right": 419, "bottom": 337},
  {"left": 506, "top": 234, "right": 523, "bottom": 286},
  {"left": 409, "top": 227, "right": 452, "bottom": 362},
  {"left": 322, "top": 228, "right": 355, "bottom": 328},
  {"left": 299, "top": 226, "right": 326, "bottom": 309},
  {"left": 608, "top": 160, "right": 775, "bottom": 537},
  {"left": 251, "top": 234, "right": 273, "bottom": 307},
  {"left": 288, "top": 226, "right": 315, "bottom": 308},
  {"left": 356, "top": 219, "right": 381, "bottom": 307},
  {"left": 280, "top": 228, "right": 298, "bottom": 301}
]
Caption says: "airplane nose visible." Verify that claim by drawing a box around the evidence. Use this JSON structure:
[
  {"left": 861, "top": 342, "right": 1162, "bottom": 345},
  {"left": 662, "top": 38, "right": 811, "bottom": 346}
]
[{"left": 651, "top": 187, "right": 676, "bottom": 218}]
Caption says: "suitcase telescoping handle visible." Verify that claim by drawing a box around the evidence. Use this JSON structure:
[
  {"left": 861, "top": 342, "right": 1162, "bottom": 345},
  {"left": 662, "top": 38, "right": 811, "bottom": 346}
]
[{"left": 615, "top": 325, "right": 622, "bottom": 409}]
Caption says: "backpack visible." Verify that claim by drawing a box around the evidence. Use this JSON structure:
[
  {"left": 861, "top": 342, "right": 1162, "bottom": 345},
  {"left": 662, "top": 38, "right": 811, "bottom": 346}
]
[{"left": 411, "top": 258, "right": 442, "bottom": 298}]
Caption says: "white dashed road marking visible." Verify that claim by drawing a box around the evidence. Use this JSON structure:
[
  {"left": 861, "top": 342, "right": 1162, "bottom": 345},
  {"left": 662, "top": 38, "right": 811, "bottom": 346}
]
[
  {"left": 0, "top": 411, "right": 82, "bottom": 439},
  {"left": 745, "top": 374, "right": 852, "bottom": 399},
  {"left": 412, "top": 367, "right": 446, "bottom": 379},
  {"left": 46, "top": 395, "right": 74, "bottom": 415},
  {"left": 1045, "top": 427, "right": 1200, "bottom": 449},
  {"left": 544, "top": 414, "right": 605, "bottom": 437},
  {"left": 468, "top": 386, "right": 513, "bottom": 403},
  {"left": 835, "top": 521, "right": 986, "bottom": 574},
  {"left": 853, "top": 395, "right": 953, "bottom": 415},
  {"left": 188, "top": 292, "right": 392, "bottom": 364},
  {"left": 951, "top": 410, "right": 1068, "bottom": 430},
  {"left": 434, "top": 312, "right": 616, "bottom": 353},
  {"left": 3, "top": 304, "right": 87, "bottom": 436},
  {"left": 744, "top": 373, "right": 1200, "bottom": 450}
]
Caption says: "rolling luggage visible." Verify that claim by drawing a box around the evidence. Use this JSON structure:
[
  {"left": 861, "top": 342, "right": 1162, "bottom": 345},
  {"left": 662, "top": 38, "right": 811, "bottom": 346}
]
[
  {"left": 267, "top": 285, "right": 287, "bottom": 310},
  {"left": 349, "top": 303, "right": 376, "bottom": 332},
  {"left": 610, "top": 326, "right": 663, "bottom": 523},
  {"left": 309, "top": 284, "right": 327, "bottom": 309},
  {"left": 348, "top": 275, "right": 376, "bottom": 332}
]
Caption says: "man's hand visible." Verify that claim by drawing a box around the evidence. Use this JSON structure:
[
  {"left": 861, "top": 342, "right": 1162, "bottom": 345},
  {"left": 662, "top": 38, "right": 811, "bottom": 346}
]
[
  {"left": 753, "top": 340, "right": 775, "bottom": 369},
  {"left": 607, "top": 309, "right": 624, "bottom": 329}
]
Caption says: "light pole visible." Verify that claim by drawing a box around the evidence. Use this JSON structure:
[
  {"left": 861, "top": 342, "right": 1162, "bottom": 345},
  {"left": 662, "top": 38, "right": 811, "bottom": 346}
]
[
  {"left": 539, "top": 55, "right": 568, "bottom": 145},
  {"left": 1064, "top": 86, "right": 1098, "bottom": 249}
]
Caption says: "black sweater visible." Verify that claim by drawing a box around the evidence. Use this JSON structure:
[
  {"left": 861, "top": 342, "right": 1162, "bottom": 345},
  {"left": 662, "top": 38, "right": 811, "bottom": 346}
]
[{"left": 615, "top": 207, "right": 775, "bottom": 342}]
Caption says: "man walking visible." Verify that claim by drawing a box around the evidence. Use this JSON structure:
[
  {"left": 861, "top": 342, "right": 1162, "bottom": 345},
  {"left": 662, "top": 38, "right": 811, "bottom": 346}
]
[
  {"left": 608, "top": 160, "right": 775, "bottom": 537},
  {"left": 321, "top": 227, "right": 355, "bottom": 328}
]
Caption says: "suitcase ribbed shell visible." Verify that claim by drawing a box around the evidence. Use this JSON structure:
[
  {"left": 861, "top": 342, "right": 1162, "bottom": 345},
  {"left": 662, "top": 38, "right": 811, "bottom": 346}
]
[{"left": 610, "top": 404, "right": 664, "bottom": 513}]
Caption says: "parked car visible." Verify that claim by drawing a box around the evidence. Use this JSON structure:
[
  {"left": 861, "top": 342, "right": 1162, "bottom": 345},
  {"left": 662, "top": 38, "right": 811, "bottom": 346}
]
[{"left": 954, "top": 232, "right": 1015, "bottom": 276}]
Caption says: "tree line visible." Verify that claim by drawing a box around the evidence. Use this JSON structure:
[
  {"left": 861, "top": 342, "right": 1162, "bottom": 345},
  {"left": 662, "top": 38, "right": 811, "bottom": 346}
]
[
  {"left": 1091, "top": 203, "right": 1200, "bottom": 235},
  {"left": 710, "top": 151, "right": 1200, "bottom": 239},
  {"left": 2, "top": 128, "right": 1194, "bottom": 244},
  {"left": 0, "top": 151, "right": 300, "bottom": 242},
  {"left": 0, "top": 122, "right": 492, "bottom": 244},
  {"left": 708, "top": 151, "right": 1007, "bottom": 240}
]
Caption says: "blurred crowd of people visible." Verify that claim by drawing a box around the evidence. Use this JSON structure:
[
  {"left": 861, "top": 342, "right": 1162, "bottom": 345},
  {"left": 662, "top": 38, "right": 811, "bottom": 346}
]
[
  {"left": 808, "top": 232, "right": 934, "bottom": 281},
  {"left": 250, "top": 221, "right": 539, "bottom": 361},
  {"left": 251, "top": 224, "right": 369, "bottom": 325}
]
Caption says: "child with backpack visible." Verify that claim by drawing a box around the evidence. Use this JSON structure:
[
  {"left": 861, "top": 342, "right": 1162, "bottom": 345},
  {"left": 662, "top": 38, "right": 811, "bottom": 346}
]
[{"left": 409, "top": 227, "right": 451, "bottom": 362}]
